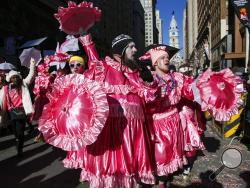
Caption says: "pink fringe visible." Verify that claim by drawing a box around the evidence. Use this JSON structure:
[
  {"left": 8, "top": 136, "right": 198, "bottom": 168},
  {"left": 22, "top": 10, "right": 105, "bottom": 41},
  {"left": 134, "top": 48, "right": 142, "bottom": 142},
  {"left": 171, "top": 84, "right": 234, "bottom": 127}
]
[
  {"left": 80, "top": 168, "right": 155, "bottom": 188},
  {"left": 157, "top": 157, "right": 187, "bottom": 177}
]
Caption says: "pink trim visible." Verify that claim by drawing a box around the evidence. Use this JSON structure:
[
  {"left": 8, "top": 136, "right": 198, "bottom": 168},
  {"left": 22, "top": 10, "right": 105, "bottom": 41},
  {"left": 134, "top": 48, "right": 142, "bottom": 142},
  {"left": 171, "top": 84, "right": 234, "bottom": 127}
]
[
  {"left": 54, "top": 1, "right": 101, "bottom": 35},
  {"left": 80, "top": 168, "right": 155, "bottom": 187},
  {"left": 103, "top": 82, "right": 138, "bottom": 95},
  {"left": 152, "top": 108, "right": 178, "bottom": 120},
  {"left": 39, "top": 74, "right": 109, "bottom": 151},
  {"left": 63, "top": 158, "right": 83, "bottom": 169},
  {"left": 184, "top": 143, "right": 205, "bottom": 152},
  {"left": 157, "top": 157, "right": 187, "bottom": 176},
  {"left": 196, "top": 68, "right": 244, "bottom": 121}
]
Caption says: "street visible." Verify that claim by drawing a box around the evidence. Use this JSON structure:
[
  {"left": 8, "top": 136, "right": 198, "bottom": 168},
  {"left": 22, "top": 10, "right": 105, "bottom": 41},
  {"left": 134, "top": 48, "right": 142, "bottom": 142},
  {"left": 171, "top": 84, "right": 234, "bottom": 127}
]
[{"left": 0, "top": 123, "right": 250, "bottom": 188}]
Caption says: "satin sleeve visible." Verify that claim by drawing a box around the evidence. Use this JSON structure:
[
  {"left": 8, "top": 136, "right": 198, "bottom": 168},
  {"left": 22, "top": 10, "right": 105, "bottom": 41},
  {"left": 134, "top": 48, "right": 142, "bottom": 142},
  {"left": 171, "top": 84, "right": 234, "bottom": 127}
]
[
  {"left": 79, "top": 34, "right": 100, "bottom": 69},
  {"left": 136, "top": 78, "right": 160, "bottom": 103},
  {"left": 181, "top": 75, "right": 195, "bottom": 101}
]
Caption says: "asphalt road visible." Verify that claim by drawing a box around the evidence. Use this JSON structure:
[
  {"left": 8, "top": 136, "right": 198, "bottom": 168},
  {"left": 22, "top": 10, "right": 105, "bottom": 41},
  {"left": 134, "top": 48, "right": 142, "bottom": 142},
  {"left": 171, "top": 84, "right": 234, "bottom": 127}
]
[{"left": 0, "top": 124, "right": 250, "bottom": 188}]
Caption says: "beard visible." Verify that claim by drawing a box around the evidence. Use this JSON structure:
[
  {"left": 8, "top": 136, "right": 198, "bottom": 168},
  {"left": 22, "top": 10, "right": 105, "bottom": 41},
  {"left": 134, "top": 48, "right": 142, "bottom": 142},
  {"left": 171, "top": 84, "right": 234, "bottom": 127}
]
[{"left": 122, "top": 59, "right": 139, "bottom": 70}]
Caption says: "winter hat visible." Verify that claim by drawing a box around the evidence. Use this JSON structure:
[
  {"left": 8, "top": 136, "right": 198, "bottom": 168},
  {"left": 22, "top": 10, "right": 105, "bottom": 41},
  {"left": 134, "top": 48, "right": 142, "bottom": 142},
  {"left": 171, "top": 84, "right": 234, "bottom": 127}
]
[
  {"left": 6, "top": 70, "right": 22, "bottom": 82},
  {"left": 111, "top": 34, "right": 134, "bottom": 56}
]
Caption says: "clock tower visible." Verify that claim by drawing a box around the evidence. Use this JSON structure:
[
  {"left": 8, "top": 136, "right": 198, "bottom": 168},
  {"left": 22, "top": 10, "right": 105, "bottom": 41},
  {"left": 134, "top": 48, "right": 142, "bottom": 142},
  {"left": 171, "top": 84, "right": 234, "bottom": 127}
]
[
  {"left": 169, "top": 11, "right": 179, "bottom": 48},
  {"left": 169, "top": 11, "right": 183, "bottom": 69}
]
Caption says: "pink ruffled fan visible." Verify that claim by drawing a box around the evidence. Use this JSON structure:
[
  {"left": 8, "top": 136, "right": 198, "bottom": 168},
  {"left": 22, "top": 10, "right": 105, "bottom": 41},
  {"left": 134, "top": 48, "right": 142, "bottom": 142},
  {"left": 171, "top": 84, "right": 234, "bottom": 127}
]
[
  {"left": 54, "top": 1, "right": 102, "bottom": 35},
  {"left": 38, "top": 74, "right": 109, "bottom": 151},
  {"left": 196, "top": 68, "right": 244, "bottom": 121}
]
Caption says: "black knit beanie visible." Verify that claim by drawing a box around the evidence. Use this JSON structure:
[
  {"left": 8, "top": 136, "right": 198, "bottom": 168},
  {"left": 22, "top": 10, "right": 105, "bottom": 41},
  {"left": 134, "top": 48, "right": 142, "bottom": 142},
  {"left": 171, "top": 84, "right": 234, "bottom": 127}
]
[{"left": 111, "top": 34, "right": 134, "bottom": 56}]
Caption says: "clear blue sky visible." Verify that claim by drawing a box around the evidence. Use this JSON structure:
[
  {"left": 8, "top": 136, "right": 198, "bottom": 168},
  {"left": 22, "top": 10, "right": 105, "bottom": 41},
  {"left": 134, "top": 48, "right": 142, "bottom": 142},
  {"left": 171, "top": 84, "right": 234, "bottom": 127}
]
[{"left": 156, "top": 0, "right": 186, "bottom": 54}]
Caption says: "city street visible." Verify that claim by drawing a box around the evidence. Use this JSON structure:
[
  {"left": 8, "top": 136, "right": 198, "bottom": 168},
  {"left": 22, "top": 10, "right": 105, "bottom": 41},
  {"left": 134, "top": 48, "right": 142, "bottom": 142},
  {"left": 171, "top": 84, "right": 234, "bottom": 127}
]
[
  {"left": 1, "top": 0, "right": 250, "bottom": 188},
  {"left": 0, "top": 123, "right": 250, "bottom": 188}
]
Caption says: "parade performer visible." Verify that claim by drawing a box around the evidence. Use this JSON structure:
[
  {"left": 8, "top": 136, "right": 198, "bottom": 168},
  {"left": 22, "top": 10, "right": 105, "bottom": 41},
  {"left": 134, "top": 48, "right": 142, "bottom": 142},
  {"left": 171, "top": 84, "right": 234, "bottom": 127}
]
[
  {"left": 33, "top": 53, "right": 71, "bottom": 121},
  {"left": 63, "top": 33, "right": 157, "bottom": 188},
  {"left": 139, "top": 44, "right": 243, "bottom": 187},
  {"left": 33, "top": 52, "right": 71, "bottom": 143},
  {"left": 69, "top": 55, "right": 85, "bottom": 74},
  {"left": 0, "top": 72, "right": 8, "bottom": 130},
  {"left": 0, "top": 59, "right": 36, "bottom": 156},
  {"left": 177, "top": 98, "right": 205, "bottom": 180},
  {"left": 171, "top": 66, "right": 206, "bottom": 180}
]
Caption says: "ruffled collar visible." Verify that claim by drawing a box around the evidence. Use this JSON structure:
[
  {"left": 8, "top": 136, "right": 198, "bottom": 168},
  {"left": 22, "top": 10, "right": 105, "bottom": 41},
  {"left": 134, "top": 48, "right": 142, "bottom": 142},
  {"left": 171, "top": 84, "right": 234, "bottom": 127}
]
[
  {"left": 152, "top": 71, "right": 174, "bottom": 83},
  {"left": 105, "top": 56, "right": 139, "bottom": 73}
]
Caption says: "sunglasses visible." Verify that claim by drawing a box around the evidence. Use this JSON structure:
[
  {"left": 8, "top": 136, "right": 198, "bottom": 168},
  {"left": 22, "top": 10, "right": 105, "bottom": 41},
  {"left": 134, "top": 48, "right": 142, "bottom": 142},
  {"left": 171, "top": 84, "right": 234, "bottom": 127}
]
[{"left": 70, "top": 63, "right": 81, "bottom": 68}]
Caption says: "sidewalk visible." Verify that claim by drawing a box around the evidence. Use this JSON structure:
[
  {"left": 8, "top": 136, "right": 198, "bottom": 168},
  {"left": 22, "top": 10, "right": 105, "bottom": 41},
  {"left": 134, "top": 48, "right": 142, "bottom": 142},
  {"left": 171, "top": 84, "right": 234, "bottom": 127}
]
[{"left": 169, "top": 123, "right": 250, "bottom": 188}]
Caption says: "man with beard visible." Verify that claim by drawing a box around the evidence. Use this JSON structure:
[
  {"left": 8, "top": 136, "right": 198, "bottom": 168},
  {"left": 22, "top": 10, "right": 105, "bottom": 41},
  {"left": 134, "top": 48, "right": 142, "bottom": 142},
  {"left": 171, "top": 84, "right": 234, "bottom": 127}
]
[
  {"left": 61, "top": 34, "right": 157, "bottom": 187},
  {"left": 0, "top": 59, "right": 36, "bottom": 157}
]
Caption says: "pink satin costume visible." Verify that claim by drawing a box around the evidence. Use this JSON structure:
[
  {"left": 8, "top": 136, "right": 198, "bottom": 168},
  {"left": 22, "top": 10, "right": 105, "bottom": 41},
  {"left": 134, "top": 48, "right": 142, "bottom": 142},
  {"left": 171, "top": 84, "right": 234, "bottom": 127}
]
[
  {"left": 146, "top": 72, "right": 194, "bottom": 177},
  {"left": 63, "top": 34, "right": 157, "bottom": 188},
  {"left": 147, "top": 68, "right": 243, "bottom": 178}
]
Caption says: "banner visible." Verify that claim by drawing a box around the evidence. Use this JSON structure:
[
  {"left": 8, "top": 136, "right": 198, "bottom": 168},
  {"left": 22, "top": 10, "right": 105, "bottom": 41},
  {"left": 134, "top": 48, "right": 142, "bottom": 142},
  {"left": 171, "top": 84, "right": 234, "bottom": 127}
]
[{"left": 231, "top": 0, "right": 250, "bottom": 27}]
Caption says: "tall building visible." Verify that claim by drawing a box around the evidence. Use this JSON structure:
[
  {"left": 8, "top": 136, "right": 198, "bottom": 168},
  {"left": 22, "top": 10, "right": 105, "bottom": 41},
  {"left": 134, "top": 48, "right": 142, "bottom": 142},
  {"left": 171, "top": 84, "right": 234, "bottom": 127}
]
[
  {"left": 140, "top": 0, "right": 158, "bottom": 46},
  {"left": 182, "top": 0, "right": 198, "bottom": 75},
  {"left": 187, "top": 0, "right": 198, "bottom": 60},
  {"left": 0, "top": 0, "right": 64, "bottom": 65},
  {"left": 155, "top": 9, "right": 163, "bottom": 44},
  {"left": 183, "top": 6, "right": 188, "bottom": 60},
  {"left": 211, "top": 0, "right": 246, "bottom": 72},
  {"left": 169, "top": 12, "right": 182, "bottom": 68},
  {"left": 169, "top": 12, "right": 179, "bottom": 48},
  {"left": 0, "top": 0, "right": 145, "bottom": 61},
  {"left": 90, "top": 0, "right": 134, "bottom": 56},
  {"left": 132, "top": 0, "right": 145, "bottom": 55},
  {"left": 196, "top": 0, "right": 211, "bottom": 71},
  {"left": 210, "top": 0, "right": 228, "bottom": 70}
]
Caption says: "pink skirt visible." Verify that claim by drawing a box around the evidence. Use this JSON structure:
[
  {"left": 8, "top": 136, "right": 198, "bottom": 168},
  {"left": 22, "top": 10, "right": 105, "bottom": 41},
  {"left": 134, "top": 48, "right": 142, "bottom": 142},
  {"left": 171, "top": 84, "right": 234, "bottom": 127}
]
[
  {"left": 64, "top": 103, "right": 156, "bottom": 188},
  {"left": 63, "top": 150, "right": 85, "bottom": 169},
  {"left": 179, "top": 106, "right": 205, "bottom": 158},
  {"left": 152, "top": 109, "right": 186, "bottom": 177}
]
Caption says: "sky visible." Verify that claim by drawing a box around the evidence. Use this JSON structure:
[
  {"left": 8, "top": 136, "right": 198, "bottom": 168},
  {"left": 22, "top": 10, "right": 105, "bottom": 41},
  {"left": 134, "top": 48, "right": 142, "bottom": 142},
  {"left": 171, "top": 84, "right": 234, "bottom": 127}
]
[{"left": 156, "top": 0, "right": 186, "bottom": 55}]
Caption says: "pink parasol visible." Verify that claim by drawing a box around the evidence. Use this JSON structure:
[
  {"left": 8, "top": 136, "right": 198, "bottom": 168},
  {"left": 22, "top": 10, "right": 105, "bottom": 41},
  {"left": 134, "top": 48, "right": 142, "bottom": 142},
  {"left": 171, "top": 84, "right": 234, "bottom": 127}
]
[
  {"left": 54, "top": 1, "right": 102, "bottom": 35},
  {"left": 38, "top": 74, "right": 109, "bottom": 151},
  {"left": 196, "top": 68, "right": 244, "bottom": 121}
]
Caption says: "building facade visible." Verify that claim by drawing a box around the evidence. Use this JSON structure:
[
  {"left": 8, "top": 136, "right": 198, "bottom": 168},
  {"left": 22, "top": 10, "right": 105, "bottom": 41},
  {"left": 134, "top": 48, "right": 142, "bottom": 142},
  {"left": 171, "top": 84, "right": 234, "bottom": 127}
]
[
  {"left": 193, "top": 0, "right": 246, "bottom": 72},
  {"left": 196, "top": 0, "right": 211, "bottom": 72},
  {"left": 140, "top": 0, "right": 158, "bottom": 46},
  {"left": 210, "top": 0, "right": 228, "bottom": 70},
  {"left": 183, "top": 6, "right": 188, "bottom": 60},
  {"left": 0, "top": 0, "right": 145, "bottom": 62},
  {"left": 187, "top": 0, "right": 198, "bottom": 60},
  {"left": 221, "top": 0, "right": 246, "bottom": 72},
  {"left": 155, "top": 9, "right": 163, "bottom": 44},
  {"left": 132, "top": 0, "right": 145, "bottom": 56}
]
